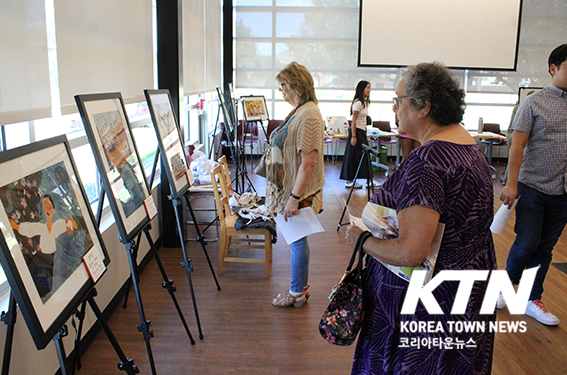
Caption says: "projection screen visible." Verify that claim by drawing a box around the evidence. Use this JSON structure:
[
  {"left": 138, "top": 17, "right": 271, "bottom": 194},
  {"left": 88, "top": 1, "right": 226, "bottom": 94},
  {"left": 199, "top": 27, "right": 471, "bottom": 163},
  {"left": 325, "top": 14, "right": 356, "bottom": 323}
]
[{"left": 358, "top": 0, "right": 523, "bottom": 71}]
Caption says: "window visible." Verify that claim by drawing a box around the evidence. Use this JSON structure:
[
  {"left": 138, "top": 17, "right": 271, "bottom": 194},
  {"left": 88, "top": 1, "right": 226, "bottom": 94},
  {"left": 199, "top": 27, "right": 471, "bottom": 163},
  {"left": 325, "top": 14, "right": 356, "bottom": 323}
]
[
  {"left": 0, "top": 0, "right": 159, "bottom": 295},
  {"left": 234, "top": 0, "right": 566, "bottom": 129}
]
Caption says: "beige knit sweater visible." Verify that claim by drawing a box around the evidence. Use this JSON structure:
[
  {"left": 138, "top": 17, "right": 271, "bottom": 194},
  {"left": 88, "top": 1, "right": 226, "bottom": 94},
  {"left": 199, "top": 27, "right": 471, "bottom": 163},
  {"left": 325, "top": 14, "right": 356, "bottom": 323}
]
[{"left": 277, "top": 101, "right": 325, "bottom": 213}]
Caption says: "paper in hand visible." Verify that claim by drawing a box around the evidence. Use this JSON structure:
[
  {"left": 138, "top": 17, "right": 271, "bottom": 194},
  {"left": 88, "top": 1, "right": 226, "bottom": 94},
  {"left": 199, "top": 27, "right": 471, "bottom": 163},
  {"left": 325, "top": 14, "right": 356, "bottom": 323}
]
[
  {"left": 274, "top": 207, "right": 324, "bottom": 244},
  {"left": 490, "top": 198, "right": 519, "bottom": 234}
]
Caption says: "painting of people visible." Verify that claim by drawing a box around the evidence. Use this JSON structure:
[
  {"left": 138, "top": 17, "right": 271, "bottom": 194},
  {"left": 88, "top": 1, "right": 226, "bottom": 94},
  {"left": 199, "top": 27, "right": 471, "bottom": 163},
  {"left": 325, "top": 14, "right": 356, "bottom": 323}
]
[{"left": 0, "top": 161, "right": 94, "bottom": 304}]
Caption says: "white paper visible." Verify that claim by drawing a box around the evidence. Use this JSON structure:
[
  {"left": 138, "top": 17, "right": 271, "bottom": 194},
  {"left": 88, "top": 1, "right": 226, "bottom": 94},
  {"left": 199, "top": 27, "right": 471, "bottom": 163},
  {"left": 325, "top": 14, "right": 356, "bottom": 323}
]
[
  {"left": 82, "top": 247, "right": 106, "bottom": 283},
  {"left": 186, "top": 169, "right": 195, "bottom": 186},
  {"left": 144, "top": 196, "right": 158, "bottom": 220},
  {"left": 274, "top": 207, "right": 324, "bottom": 244},
  {"left": 490, "top": 198, "right": 519, "bottom": 234}
]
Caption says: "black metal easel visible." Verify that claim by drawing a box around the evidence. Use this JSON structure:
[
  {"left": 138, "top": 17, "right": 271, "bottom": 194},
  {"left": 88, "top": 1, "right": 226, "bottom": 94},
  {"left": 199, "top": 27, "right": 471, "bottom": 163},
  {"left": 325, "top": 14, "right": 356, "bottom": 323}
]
[
  {"left": 1, "top": 288, "right": 139, "bottom": 375},
  {"left": 337, "top": 144, "right": 377, "bottom": 230},
  {"left": 89, "top": 177, "right": 199, "bottom": 375},
  {"left": 149, "top": 147, "right": 221, "bottom": 293},
  {"left": 216, "top": 88, "right": 255, "bottom": 194}
]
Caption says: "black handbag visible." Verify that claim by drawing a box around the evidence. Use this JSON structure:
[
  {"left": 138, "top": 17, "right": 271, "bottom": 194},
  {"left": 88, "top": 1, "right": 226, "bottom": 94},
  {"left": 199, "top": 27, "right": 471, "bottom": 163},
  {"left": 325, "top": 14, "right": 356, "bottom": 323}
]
[{"left": 319, "top": 231, "right": 371, "bottom": 346}]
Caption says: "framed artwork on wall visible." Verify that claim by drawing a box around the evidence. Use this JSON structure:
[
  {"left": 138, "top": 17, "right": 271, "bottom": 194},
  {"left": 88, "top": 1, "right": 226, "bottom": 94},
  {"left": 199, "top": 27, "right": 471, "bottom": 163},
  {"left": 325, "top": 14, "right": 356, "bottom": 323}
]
[
  {"left": 74, "top": 92, "right": 151, "bottom": 244},
  {"left": 518, "top": 87, "right": 544, "bottom": 104},
  {"left": 241, "top": 95, "right": 268, "bottom": 122},
  {"left": 144, "top": 89, "right": 191, "bottom": 199},
  {"left": 0, "top": 136, "right": 109, "bottom": 349}
]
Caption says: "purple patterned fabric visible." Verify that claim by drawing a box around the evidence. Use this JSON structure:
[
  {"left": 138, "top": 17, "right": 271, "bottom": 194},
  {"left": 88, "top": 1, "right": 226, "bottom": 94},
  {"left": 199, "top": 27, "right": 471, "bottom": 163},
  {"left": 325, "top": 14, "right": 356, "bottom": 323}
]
[{"left": 351, "top": 141, "right": 497, "bottom": 375}]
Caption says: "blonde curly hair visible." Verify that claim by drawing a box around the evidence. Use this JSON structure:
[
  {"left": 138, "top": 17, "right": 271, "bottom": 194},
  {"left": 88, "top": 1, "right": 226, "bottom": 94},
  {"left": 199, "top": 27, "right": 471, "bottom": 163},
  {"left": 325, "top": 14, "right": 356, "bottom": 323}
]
[{"left": 276, "top": 62, "right": 318, "bottom": 104}]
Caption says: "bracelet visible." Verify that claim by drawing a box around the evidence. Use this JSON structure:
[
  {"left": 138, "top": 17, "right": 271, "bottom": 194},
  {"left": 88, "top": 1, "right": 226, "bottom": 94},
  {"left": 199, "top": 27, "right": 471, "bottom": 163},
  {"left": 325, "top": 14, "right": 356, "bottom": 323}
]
[{"left": 290, "top": 192, "right": 301, "bottom": 200}]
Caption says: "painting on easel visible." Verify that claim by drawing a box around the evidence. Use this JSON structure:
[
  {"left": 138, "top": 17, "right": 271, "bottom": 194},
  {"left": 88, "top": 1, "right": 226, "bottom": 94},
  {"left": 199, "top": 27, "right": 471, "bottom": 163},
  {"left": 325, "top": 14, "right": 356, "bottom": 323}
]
[{"left": 0, "top": 136, "right": 109, "bottom": 349}]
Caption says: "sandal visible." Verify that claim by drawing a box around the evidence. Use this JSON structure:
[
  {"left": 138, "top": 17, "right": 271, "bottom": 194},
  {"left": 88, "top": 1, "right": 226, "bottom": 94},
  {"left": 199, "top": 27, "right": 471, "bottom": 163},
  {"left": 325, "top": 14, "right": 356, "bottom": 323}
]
[
  {"left": 304, "top": 285, "right": 311, "bottom": 301},
  {"left": 272, "top": 290, "right": 307, "bottom": 308}
]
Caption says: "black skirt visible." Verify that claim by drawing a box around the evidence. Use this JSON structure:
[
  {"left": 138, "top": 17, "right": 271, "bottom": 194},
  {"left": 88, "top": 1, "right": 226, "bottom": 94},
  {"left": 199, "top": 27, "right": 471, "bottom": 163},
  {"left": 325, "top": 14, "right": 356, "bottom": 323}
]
[{"left": 339, "top": 128, "right": 371, "bottom": 180}]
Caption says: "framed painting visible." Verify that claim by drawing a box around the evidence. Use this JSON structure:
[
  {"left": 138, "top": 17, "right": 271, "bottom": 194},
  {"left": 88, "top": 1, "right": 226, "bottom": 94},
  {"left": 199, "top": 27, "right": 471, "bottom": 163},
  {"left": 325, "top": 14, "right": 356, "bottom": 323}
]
[
  {"left": 241, "top": 95, "right": 268, "bottom": 122},
  {"left": 74, "top": 92, "right": 151, "bottom": 244},
  {"left": 216, "top": 87, "right": 234, "bottom": 134},
  {"left": 144, "top": 89, "right": 191, "bottom": 199},
  {"left": 0, "top": 136, "right": 109, "bottom": 349},
  {"left": 518, "top": 87, "right": 543, "bottom": 104}
]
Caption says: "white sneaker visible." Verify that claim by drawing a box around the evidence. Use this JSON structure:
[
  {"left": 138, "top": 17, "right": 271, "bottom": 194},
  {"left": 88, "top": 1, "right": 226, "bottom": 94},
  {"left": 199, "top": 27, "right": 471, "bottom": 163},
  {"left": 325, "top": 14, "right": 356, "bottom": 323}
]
[
  {"left": 525, "top": 300, "right": 560, "bottom": 326},
  {"left": 496, "top": 292, "right": 506, "bottom": 310},
  {"left": 345, "top": 181, "right": 362, "bottom": 189}
]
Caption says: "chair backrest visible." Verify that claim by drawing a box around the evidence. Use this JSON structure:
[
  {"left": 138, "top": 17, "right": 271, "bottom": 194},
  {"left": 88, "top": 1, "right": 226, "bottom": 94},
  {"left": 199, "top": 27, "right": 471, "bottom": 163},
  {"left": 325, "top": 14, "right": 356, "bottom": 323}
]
[
  {"left": 483, "top": 123, "right": 501, "bottom": 134},
  {"left": 217, "top": 155, "right": 233, "bottom": 195},
  {"left": 236, "top": 120, "right": 244, "bottom": 140},
  {"left": 240, "top": 121, "right": 258, "bottom": 137},
  {"left": 210, "top": 164, "right": 233, "bottom": 230},
  {"left": 266, "top": 119, "right": 284, "bottom": 140},
  {"left": 373, "top": 121, "right": 391, "bottom": 132}
]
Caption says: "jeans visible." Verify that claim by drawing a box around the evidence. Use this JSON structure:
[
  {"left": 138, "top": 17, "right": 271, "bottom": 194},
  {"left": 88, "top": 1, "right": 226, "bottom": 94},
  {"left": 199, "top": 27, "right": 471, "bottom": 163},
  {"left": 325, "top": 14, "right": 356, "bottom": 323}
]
[
  {"left": 290, "top": 236, "right": 309, "bottom": 293},
  {"left": 506, "top": 182, "right": 567, "bottom": 300}
]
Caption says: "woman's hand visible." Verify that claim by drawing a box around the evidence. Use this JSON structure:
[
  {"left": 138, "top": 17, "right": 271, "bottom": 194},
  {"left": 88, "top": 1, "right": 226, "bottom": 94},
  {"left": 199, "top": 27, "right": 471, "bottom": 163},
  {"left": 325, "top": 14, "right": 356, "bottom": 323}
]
[
  {"left": 345, "top": 225, "right": 364, "bottom": 249},
  {"left": 350, "top": 137, "right": 357, "bottom": 147},
  {"left": 283, "top": 197, "right": 300, "bottom": 221}
]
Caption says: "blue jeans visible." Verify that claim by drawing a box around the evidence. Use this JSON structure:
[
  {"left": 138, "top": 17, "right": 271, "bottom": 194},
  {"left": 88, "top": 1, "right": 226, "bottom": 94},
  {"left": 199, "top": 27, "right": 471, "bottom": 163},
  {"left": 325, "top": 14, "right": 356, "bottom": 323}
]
[
  {"left": 506, "top": 182, "right": 567, "bottom": 300},
  {"left": 290, "top": 236, "right": 309, "bottom": 293}
]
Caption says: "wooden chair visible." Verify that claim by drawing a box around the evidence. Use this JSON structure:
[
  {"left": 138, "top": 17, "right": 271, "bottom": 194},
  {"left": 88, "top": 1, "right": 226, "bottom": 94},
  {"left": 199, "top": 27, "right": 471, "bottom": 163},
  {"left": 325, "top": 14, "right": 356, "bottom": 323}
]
[
  {"left": 210, "top": 163, "right": 272, "bottom": 277},
  {"left": 218, "top": 155, "right": 233, "bottom": 194}
]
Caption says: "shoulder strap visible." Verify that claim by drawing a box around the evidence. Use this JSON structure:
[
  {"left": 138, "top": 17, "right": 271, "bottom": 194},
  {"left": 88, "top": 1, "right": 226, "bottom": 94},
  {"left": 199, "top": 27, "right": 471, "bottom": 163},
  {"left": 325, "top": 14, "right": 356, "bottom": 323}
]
[{"left": 346, "top": 230, "right": 371, "bottom": 272}]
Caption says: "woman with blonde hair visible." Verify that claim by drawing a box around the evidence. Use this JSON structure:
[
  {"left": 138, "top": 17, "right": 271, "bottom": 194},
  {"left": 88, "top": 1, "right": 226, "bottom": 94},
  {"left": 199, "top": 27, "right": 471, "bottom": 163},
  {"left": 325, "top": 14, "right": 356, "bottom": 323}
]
[{"left": 266, "top": 62, "right": 325, "bottom": 307}]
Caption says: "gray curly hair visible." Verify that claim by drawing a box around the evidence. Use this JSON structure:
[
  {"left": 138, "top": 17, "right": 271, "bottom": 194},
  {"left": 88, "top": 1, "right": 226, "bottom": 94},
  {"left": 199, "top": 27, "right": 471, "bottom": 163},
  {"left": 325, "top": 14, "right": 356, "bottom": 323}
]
[{"left": 402, "top": 62, "right": 466, "bottom": 126}]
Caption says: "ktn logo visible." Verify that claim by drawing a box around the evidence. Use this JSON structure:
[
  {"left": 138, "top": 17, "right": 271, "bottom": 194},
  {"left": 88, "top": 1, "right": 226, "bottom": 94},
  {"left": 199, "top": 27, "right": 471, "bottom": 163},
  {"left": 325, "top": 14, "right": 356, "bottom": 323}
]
[{"left": 401, "top": 267, "right": 538, "bottom": 315}]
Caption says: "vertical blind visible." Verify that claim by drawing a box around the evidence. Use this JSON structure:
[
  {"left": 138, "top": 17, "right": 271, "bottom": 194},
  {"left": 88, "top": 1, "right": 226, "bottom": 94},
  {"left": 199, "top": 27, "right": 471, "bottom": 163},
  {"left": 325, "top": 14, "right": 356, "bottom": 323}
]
[
  {"left": 0, "top": 0, "right": 52, "bottom": 125},
  {"left": 55, "top": 0, "right": 154, "bottom": 114},
  {"left": 205, "top": 0, "right": 222, "bottom": 92},
  {"left": 182, "top": 0, "right": 223, "bottom": 95}
]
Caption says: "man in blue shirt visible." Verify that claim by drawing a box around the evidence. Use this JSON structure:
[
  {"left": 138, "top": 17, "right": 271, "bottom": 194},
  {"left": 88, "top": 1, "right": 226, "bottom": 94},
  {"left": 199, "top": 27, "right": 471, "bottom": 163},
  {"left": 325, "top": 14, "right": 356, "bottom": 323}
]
[{"left": 498, "top": 43, "right": 567, "bottom": 326}]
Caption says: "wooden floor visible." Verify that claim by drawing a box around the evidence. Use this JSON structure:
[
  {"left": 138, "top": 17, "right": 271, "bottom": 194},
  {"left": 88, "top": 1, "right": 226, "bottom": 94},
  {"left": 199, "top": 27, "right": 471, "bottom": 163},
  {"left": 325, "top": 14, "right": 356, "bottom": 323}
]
[{"left": 76, "top": 158, "right": 567, "bottom": 375}]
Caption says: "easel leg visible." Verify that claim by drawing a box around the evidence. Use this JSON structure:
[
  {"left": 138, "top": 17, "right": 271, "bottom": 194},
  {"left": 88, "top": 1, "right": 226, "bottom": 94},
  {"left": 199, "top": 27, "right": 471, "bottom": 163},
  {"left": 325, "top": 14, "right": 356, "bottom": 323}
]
[
  {"left": 53, "top": 326, "right": 70, "bottom": 375},
  {"left": 122, "top": 231, "right": 143, "bottom": 309},
  {"left": 142, "top": 225, "right": 196, "bottom": 344},
  {"left": 1, "top": 293, "right": 17, "bottom": 375},
  {"left": 86, "top": 289, "right": 139, "bottom": 375},
  {"left": 366, "top": 150, "right": 374, "bottom": 199},
  {"left": 172, "top": 196, "right": 205, "bottom": 339},
  {"left": 178, "top": 193, "right": 221, "bottom": 291},
  {"left": 125, "top": 240, "right": 158, "bottom": 375},
  {"left": 71, "top": 300, "right": 87, "bottom": 375},
  {"left": 337, "top": 149, "right": 369, "bottom": 231}
]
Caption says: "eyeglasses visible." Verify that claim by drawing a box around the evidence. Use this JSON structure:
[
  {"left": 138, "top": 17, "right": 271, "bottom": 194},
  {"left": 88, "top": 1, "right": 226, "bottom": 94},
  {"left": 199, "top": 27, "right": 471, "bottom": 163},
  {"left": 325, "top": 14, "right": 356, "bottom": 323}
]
[
  {"left": 393, "top": 95, "right": 410, "bottom": 109},
  {"left": 278, "top": 83, "right": 286, "bottom": 91}
]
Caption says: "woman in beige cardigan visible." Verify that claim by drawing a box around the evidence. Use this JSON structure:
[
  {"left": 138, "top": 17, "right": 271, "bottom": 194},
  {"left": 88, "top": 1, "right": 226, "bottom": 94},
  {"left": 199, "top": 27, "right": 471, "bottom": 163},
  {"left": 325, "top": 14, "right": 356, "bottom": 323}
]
[{"left": 266, "top": 62, "right": 325, "bottom": 308}]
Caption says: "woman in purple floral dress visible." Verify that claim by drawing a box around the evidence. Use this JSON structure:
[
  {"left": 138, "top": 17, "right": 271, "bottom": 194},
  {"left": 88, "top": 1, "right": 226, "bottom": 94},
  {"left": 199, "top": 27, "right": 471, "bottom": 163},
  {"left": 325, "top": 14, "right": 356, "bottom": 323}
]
[{"left": 345, "top": 62, "right": 496, "bottom": 375}]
